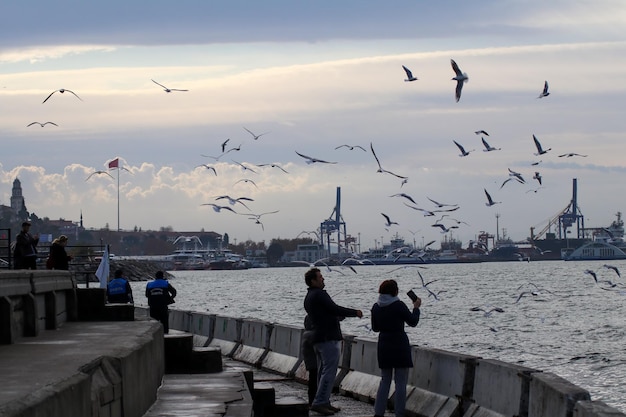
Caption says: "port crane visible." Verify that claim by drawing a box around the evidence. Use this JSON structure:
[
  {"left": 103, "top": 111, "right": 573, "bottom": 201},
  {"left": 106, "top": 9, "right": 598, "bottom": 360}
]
[{"left": 530, "top": 178, "right": 584, "bottom": 240}]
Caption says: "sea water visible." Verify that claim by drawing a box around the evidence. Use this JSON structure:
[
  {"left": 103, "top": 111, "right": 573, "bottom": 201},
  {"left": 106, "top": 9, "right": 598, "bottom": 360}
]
[{"left": 130, "top": 260, "right": 626, "bottom": 412}]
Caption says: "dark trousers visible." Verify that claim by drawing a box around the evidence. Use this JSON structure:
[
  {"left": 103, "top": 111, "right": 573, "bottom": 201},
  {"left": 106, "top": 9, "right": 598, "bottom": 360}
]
[
  {"left": 307, "top": 368, "right": 318, "bottom": 405},
  {"left": 149, "top": 306, "right": 170, "bottom": 333}
]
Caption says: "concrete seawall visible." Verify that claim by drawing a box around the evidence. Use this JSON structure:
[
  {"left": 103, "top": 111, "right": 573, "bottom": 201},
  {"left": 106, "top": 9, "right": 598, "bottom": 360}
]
[
  {"left": 0, "top": 271, "right": 164, "bottom": 417},
  {"left": 156, "top": 307, "right": 625, "bottom": 417}
]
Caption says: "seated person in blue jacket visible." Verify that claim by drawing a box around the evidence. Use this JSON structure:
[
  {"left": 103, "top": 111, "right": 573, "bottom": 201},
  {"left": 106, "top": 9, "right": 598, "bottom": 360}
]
[
  {"left": 145, "top": 270, "right": 177, "bottom": 333},
  {"left": 106, "top": 269, "right": 134, "bottom": 304}
]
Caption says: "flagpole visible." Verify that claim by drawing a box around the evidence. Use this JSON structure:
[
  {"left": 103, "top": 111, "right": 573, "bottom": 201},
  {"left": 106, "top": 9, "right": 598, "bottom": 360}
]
[{"left": 117, "top": 166, "right": 120, "bottom": 232}]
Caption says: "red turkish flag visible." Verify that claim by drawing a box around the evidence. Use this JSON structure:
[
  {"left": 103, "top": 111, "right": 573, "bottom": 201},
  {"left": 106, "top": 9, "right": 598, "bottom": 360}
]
[{"left": 108, "top": 158, "right": 119, "bottom": 169}]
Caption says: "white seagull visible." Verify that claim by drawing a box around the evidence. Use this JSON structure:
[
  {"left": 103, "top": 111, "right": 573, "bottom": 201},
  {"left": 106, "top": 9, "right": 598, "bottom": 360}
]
[
  {"left": 537, "top": 81, "right": 550, "bottom": 99},
  {"left": 201, "top": 203, "right": 237, "bottom": 213},
  {"left": 370, "top": 142, "right": 408, "bottom": 180},
  {"left": 603, "top": 264, "right": 621, "bottom": 278},
  {"left": 484, "top": 189, "right": 501, "bottom": 207},
  {"left": 427, "top": 197, "right": 458, "bottom": 208},
  {"left": 474, "top": 130, "right": 489, "bottom": 136},
  {"left": 533, "top": 135, "right": 551, "bottom": 156},
  {"left": 431, "top": 223, "right": 459, "bottom": 233},
  {"left": 482, "top": 137, "right": 500, "bottom": 152},
  {"left": 27, "top": 121, "right": 58, "bottom": 127},
  {"left": 195, "top": 164, "right": 217, "bottom": 175},
  {"left": 215, "top": 195, "right": 254, "bottom": 210},
  {"left": 508, "top": 168, "right": 526, "bottom": 183},
  {"left": 453, "top": 140, "right": 473, "bottom": 157},
  {"left": 220, "top": 138, "right": 230, "bottom": 153},
  {"left": 256, "top": 163, "right": 289, "bottom": 173},
  {"left": 450, "top": 59, "right": 468, "bottom": 102},
  {"left": 295, "top": 151, "right": 337, "bottom": 164},
  {"left": 558, "top": 153, "right": 587, "bottom": 158},
  {"left": 151, "top": 79, "right": 188, "bottom": 92},
  {"left": 402, "top": 65, "right": 418, "bottom": 82},
  {"left": 42, "top": 88, "right": 82, "bottom": 103},
  {"left": 232, "top": 160, "right": 258, "bottom": 174},
  {"left": 470, "top": 306, "right": 504, "bottom": 317},
  {"left": 390, "top": 193, "right": 417, "bottom": 205},
  {"left": 85, "top": 171, "right": 114, "bottom": 181},
  {"left": 234, "top": 178, "right": 258, "bottom": 188},
  {"left": 381, "top": 213, "right": 398, "bottom": 227},
  {"left": 335, "top": 144, "right": 367, "bottom": 152},
  {"left": 533, "top": 172, "right": 542, "bottom": 185},
  {"left": 243, "top": 127, "right": 269, "bottom": 140}
]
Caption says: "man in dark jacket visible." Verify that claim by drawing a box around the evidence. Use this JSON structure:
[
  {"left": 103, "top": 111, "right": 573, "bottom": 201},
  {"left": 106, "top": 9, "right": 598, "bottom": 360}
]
[
  {"left": 106, "top": 269, "right": 134, "bottom": 304},
  {"left": 14, "top": 221, "right": 39, "bottom": 270},
  {"left": 145, "top": 270, "right": 177, "bottom": 333},
  {"left": 303, "top": 268, "right": 362, "bottom": 416}
]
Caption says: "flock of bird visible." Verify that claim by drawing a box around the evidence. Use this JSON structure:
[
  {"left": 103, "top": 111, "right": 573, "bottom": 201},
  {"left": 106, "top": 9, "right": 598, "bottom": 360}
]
[{"left": 21, "top": 56, "right": 585, "bottom": 247}]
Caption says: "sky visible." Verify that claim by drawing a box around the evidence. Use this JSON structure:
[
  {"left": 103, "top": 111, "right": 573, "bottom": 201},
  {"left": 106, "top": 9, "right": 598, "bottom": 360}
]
[{"left": 1, "top": 0, "right": 626, "bottom": 252}]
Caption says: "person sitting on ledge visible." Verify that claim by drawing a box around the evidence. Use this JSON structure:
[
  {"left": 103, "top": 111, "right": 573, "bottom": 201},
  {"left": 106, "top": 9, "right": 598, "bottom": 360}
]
[{"left": 106, "top": 269, "right": 134, "bottom": 304}]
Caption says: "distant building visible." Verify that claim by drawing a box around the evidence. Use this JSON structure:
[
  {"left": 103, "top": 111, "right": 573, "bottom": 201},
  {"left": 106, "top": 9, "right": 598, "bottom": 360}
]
[{"left": 10, "top": 178, "right": 28, "bottom": 220}]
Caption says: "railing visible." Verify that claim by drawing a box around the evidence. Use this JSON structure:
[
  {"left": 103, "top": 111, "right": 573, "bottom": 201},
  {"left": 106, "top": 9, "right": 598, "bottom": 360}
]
[{"left": 0, "top": 228, "right": 11, "bottom": 269}]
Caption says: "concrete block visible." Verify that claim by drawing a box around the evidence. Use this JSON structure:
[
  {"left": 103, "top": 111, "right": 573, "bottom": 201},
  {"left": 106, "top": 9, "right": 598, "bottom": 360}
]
[
  {"left": 240, "top": 319, "right": 271, "bottom": 349},
  {"left": 164, "top": 331, "right": 193, "bottom": 373},
  {"left": 262, "top": 351, "right": 301, "bottom": 376},
  {"left": 463, "top": 403, "right": 508, "bottom": 417},
  {"left": 573, "top": 400, "right": 626, "bottom": 417},
  {"left": 273, "top": 396, "right": 309, "bottom": 417},
  {"left": 253, "top": 382, "right": 275, "bottom": 417},
  {"left": 209, "top": 338, "right": 239, "bottom": 357},
  {"left": 349, "top": 337, "right": 381, "bottom": 376},
  {"left": 529, "top": 371, "right": 591, "bottom": 417},
  {"left": 269, "top": 324, "right": 303, "bottom": 358},
  {"left": 103, "top": 303, "right": 135, "bottom": 321},
  {"left": 472, "top": 358, "right": 537, "bottom": 416},
  {"left": 405, "top": 386, "right": 460, "bottom": 417},
  {"left": 190, "top": 346, "right": 223, "bottom": 373},
  {"left": 232, "top": 343, "right": 267, "bottom": 367},
  {"left": 338, "top": 370, "right": 381, "bottom": 402},
  {"left": 76, "top": 288, "right": 106, "bottom": 321}
]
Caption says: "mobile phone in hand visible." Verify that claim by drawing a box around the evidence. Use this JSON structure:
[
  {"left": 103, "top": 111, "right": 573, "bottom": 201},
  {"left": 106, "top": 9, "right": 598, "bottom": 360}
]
[{"left": 407, "top": 289, "right": 418, "bottom": 302}]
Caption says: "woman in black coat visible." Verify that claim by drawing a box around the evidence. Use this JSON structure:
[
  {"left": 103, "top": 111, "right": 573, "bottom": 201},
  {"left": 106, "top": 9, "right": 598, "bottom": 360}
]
[
  {"left": 371, "top": 279, "right": 421, "bottom": 417},
  {"left": 48, "top": 235, "right": 71, "bottom": 270}
]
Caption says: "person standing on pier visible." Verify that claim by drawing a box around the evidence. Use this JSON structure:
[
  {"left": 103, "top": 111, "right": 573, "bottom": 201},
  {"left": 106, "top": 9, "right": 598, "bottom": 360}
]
[
  {"left": 13, "top": 221, "right": 39, "bottom": 270},
  {"left": 371, "top": 279, "right": 421, "bottom": 417},
  {"left": 304, "top": 267, "right": 363, "bottom": 416},
  {"left": 106, "top": 269, "right": 134, "bottom": 304},
  {"left": 145, "top": 270, "right": 177, "bottom": 334},
  {"left": 301, "top": 314, "right": 318, "bottom": 406},
  {"left": 47, "top": 235, "right": 72, "bottom": 270}
]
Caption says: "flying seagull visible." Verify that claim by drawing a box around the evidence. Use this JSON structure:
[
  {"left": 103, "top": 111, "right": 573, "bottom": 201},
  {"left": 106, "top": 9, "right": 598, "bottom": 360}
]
[
  {"left": 603, "top": 264, "right": 621, "bottom": 278},
  {"left": 201, "top": 204, "right": 237, "bottom": 213},
  {"left": 533, "top": 135, "right": 551, "bottom": 156},
  {"left": 533, "top": 172, "right": 542, "bottom": 185},
  {"left": 481, "top": 137, "right": 500, "bottom": 152},
  {"left": 232, "top": 160, "right": 258, "bottom": 174},
  {"left": 484, "top": 189, "right": 501, "bottom": 207},
  {"left": 432, "top": 223, "right": 459, "bottom": 233},
  {"left": 470, "top": 306, "right": 504, "bottom": 316},
  {"left": 390, "top": 193, "right": 417, "bottom": 205},
  {"left": 370, "top": 142, "right": 408, "bottom": 180},
  {"left": 508, "top": 168, "right": 525, "bottom": 183},
  {"left": 195, "top": 164, "right": 217, "bottom": 175},
  {"left": 402, "top": 65, "right": 418, "bottom": 82},
  {"left": 500, "top": 177, "right": 524, "bottom": 189},
  {"left": 381, "top": 213, "right": 398, "bottom": 227},
  {"left": 450, "top": 59, "right": 468, "bottom": 102},
  {"left": 427, "top": 197, "right": 458, "bottom": 208},
  {"left": 474, "top": 130, "right": 489, "bottom": 136},
  {"left": 27, "top": 121, "right": 58, "bottom": 127},
  {"left": 256, "top": 163, "right": 289, "bottom": 173},
  {"left": 220, "top": 138, "right": 230, "bottom": 153},
  {"left": 335, "top": 144, "right": 367, "bottom": 152},
  {"left": 151, "top": 79, "right": 188, "bottom": 92},
  {"left": 558, "top": 153, "right": 587, "bottom": 158},
  {"left": 537, "top": 81, "right": 550, "bottom": 99},
  {"left": 295, "top": 151, "right": 337, "bottom": 164},
  {"left": 234, "top": 178, "right": 258, "bottom": 188},
  {"left": 215, "top": 195, "right": 254, "bottom": 210},
  {"left": 453, "top": 140, "right": 473, "bottom": 157},
  {"left": 85, "top": 171, "right": 114, "bottom": 181},
  {"left": 42, "top": 89, "right": 82, "bottom": 103},
  {"left": 243, "top": 127, "right": 269, "bottom": 140}
]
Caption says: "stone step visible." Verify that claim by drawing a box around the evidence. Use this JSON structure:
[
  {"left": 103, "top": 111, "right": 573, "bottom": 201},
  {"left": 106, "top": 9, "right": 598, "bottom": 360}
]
[
  {"left": 273, "top": 396, "right": 310, "bottom": 417},
  {"left": 252, "top": 382, "right": 275, "bottom": 417}
]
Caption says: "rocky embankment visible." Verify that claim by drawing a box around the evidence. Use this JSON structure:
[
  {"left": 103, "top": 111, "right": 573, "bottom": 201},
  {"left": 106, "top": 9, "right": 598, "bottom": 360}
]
[{"left": 74, "top": 259, "right": 174, "bottom": 282}]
